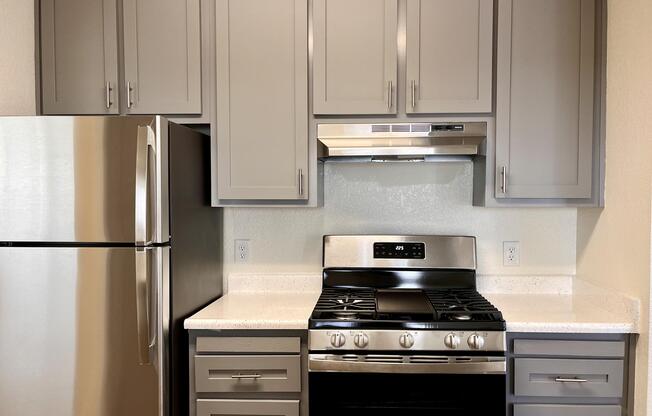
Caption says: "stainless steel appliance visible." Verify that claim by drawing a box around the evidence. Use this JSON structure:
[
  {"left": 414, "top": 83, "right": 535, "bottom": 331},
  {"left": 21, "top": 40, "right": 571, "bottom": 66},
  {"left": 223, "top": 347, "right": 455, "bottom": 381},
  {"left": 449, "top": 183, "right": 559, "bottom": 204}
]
[
  {"left": 0, "top": 116, "right": 222, "bottom": 416},
  {"left": 309, "top": 235, "right": 506, "bottom": 415}
]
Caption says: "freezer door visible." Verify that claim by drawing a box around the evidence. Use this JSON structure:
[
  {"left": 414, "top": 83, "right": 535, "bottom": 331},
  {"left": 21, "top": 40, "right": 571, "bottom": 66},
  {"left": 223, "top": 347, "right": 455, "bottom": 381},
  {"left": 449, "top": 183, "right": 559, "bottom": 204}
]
[
  {"left": 0, "top": 246, "right": 169, "bottom": 416},
  {"left": 0, "top": 116, "right": 169, "bottom": 244}
]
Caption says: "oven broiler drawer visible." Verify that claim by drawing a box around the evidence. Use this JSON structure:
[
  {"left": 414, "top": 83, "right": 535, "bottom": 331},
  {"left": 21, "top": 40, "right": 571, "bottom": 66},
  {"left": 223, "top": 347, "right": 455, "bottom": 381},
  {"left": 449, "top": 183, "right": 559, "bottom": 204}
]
[
  {"left": 514, "top": 358, "right": 624, "bottom": 398},
  {"left": 194, "top": 355, "right": 301, "bottom": 393}
]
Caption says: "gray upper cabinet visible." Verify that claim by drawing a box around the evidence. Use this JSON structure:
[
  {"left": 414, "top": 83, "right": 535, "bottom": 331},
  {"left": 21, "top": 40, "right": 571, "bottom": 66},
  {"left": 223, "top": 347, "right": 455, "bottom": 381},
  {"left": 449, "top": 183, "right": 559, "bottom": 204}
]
[
  {"left": 495, "top": 0, "right": 596, "bottom": 199},
  {"left": 312, "top": 0, "right": 398, "bottom": 115},
  {"left": 40, "top": 0, "right": 203, "bottom": 116},
  {"left": 40, "top": 0, "right": 119, "bottom": 115},
  {"left": 215, "top": 0, "right": 308, "bottom": 201},
  {"left": 122, "top": 0, "right": 202, "bottom": 114},
  {"left": 405, "top": 0, "right": 493, "bottom": 114}
]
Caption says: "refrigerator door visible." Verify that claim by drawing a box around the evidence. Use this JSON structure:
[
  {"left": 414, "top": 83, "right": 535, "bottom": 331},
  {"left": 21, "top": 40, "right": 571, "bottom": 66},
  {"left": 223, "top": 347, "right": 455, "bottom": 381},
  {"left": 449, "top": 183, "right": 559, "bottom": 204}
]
[
  {"left": 0, "top": 246, "right": 169, "bottom": 416},
  {"left": 0, "top": 116, "right": 169, "bottom": 244}
]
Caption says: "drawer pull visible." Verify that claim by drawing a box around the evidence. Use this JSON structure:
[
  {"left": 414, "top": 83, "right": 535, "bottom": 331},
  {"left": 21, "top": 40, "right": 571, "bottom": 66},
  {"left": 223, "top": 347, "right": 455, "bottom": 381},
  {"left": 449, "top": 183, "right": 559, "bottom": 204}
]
[
  {"left": 555, "top": 377, "right": 588, "bottom": 383},
  {"left": 230, "top": 374, "right": 262, "bottom": 380}
]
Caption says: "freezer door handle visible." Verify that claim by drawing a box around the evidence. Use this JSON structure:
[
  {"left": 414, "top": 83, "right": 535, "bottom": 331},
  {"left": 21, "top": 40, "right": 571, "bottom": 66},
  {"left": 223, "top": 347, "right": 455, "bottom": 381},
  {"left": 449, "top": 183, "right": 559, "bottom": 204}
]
[
  {"left": 135, "top": 247, "right": 152, "bottom": 365},
  {"left": 135, "top": 125, "right": 157, "bottom": 246}
]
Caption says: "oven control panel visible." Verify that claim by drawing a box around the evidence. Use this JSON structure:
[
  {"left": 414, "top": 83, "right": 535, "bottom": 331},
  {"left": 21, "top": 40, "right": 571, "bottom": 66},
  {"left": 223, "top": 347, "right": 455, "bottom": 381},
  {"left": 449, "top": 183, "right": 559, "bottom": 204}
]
[
  {"left": 310, "top": 330, "right": 506, "bottom": 352},
  {"left": 373, "top": 242, "right": 425, "bottom": 259}
]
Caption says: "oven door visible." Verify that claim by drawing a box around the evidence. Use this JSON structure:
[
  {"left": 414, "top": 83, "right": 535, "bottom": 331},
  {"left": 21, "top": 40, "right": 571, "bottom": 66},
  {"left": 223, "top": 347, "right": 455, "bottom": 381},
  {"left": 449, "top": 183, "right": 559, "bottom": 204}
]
[{"left": 309, "top": 354, "right": 507, "bottom": 415}]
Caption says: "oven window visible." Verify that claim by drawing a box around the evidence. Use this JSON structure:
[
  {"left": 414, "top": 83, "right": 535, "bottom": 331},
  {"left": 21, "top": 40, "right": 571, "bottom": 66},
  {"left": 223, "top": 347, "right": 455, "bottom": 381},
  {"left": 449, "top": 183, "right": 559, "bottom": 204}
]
[{"left": 309, "top": 372, "right": 506, "bottom": 416}]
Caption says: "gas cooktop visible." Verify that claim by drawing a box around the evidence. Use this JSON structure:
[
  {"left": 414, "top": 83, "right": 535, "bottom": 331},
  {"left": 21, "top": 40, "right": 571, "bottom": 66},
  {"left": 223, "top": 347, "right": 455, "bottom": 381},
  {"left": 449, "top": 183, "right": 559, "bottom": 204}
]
[
  {"left": 310, "top": 287, "right": 505, "bottom": 331},
  {"left": 309, "top": 235, "right": 507, "bottom": 354}
]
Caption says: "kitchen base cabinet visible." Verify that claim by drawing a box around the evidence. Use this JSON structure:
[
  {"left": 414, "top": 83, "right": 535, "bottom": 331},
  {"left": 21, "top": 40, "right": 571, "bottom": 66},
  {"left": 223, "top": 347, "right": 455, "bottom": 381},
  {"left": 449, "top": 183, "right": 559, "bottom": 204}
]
[
  {"left": 197, "top": 400, "right": 299, "bottom": 416},
  {"left": 189, "top": 331, "right": 308, "bottom": 416},
  {"left": 508, "top": 333, "right": 634, "bottom": 416},
  {"left": 514, "top": 404, "right": 621, "bottom": 416}
]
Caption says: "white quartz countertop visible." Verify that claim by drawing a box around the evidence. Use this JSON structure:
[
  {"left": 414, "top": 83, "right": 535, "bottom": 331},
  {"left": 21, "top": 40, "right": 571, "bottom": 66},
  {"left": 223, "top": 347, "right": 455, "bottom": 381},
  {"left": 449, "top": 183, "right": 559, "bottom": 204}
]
[
  {"left": 184, "top": 273, "right": 639, "bottom": 334},
  {"left": 184, "top": 291, "right": 321, "bottom": 330},
  {"left": 484, "top": 293, "right": 638, "bottom": 334}
]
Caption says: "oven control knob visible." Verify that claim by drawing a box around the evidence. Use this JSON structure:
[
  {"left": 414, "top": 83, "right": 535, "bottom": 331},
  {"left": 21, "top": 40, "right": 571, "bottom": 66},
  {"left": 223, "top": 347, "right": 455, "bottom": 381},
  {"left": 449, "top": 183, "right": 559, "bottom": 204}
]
[
  {"left": 354, "top": 333, "right": 369, "bottom": 348},
  {"left": 468, "top": 334, "right": 485, "bottom": 350},
  {"left": 330, "top": 332, "right": 346, "bottom": 348},
  {"left": 399, "top": 333, "right": 415, "bottom": 349},
  {"left": 444, "top": 333, "right": 461, "bottom": 349}
]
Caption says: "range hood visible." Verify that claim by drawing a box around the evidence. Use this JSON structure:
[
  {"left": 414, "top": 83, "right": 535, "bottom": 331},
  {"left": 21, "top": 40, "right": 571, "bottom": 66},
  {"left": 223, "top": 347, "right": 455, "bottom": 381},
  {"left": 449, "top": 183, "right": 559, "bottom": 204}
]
[{"left": 317, "top": 122, "right": 487, "bottom": 161}]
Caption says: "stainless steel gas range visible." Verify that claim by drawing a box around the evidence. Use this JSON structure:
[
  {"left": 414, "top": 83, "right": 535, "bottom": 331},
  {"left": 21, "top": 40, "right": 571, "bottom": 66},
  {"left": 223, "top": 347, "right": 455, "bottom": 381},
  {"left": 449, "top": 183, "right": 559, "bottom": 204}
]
[{"left": 308, "top": 235, "right": 507, "bottom": 415}]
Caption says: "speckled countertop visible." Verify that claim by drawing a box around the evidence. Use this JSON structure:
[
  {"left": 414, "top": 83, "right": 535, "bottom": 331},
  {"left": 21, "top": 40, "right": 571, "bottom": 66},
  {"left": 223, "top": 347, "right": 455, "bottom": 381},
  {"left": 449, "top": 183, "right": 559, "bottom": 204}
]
[
  {"left": 184, "top": 274, "right": 322, "bottom": 330},
  {"left": 184, "top": 274, "right": 640, "bottom": 334}
]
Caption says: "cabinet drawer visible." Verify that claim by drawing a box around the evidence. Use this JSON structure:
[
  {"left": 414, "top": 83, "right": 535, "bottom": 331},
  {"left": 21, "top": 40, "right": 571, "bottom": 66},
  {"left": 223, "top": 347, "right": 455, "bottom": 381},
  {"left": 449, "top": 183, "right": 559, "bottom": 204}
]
[
  {"left": 197, "top": 399, "right": 299, "bottom": 416},
  {"left": 514, "top": 404, "right": 621, "bottom": 416},
  {"left": 195, "top": 355, "right": 301, "bottom": 393},
  {"left": 514, "top": 358, "right": 623, "bottom": 398},
  {"left": 513, "top": 340, "right": 625, "bottom": 358},
  {"left": 196, "top": 337, "right": 301, "bottom": 354}
]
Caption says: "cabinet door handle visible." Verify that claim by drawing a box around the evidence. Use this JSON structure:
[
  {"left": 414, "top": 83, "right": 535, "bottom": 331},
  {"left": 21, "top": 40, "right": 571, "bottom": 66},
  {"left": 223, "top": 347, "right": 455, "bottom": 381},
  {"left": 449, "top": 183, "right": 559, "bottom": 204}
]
[
  {"left": 387, "top": 80, "right": 393, "bottom": 110},
  {"left": 105, "top": 82, "right": 113, "bottom": 109},
  {"left": 555, "top": 377, "right": 588, "bottom": 383},
  {"left": 231, "top": 374, "right": 262, "bottom": 380},
  {"left": 500, "top": 166, "right": 508, "bottom": 194},
  {"left": 410, "top": 80, "right": 417, "bottom": 110},
  {"left": 127, "top": 81, "right": 134, "bottom": 109},
  {"left": 298, "top": 169, "right": 304, "bottom": 196}
]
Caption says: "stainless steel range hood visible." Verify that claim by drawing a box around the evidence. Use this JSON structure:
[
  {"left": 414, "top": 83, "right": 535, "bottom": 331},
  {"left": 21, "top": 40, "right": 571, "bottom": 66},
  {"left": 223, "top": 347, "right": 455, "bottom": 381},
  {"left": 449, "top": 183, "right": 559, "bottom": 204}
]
[{"left": 317, "top": 122, "right": 487, "bottom": 161}]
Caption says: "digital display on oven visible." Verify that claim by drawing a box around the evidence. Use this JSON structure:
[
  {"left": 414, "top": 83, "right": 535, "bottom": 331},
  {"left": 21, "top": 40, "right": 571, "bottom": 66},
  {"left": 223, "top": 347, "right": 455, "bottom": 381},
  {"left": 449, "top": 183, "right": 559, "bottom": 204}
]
[{"left": 373, "top": 242, "right": 425, "bottom": 259}]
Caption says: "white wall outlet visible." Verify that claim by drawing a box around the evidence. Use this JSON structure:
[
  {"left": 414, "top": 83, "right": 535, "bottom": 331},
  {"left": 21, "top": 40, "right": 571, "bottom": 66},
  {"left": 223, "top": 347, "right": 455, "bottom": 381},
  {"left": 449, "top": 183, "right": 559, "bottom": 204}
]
[
  {"left": 235, "top": 239, "right": 250, "bottom": 263},
  {"left": 503, "top": 241, "right": 520, "bottom": 266}
]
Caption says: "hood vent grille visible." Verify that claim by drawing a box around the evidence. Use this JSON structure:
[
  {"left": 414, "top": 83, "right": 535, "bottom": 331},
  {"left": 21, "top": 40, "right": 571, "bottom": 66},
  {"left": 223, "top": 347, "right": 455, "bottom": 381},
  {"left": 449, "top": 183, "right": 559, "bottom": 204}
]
[{"left": 318, "top": 122, "right": 487, "bottom": 160}]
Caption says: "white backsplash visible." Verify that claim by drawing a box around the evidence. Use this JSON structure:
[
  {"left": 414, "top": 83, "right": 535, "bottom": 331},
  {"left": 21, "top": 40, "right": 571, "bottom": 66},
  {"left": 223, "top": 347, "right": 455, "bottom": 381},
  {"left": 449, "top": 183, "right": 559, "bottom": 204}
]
[{"left": 223, "top": 163, "right": 577, "bottom": 277}]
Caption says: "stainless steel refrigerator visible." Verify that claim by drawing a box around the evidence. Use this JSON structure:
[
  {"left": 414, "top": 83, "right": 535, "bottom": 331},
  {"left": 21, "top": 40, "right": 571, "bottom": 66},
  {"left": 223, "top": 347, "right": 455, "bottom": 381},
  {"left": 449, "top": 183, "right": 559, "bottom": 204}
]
[{"left": 0, "top": 116, "right": 222, "bottom": 416}]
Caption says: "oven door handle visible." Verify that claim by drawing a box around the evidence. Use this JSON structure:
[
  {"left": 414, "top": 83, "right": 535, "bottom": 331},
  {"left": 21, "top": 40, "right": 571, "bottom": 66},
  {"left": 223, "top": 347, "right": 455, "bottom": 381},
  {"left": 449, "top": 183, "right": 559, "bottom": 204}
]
[{"left": 308, "top": 355, "right": 506, "bottom": 375}]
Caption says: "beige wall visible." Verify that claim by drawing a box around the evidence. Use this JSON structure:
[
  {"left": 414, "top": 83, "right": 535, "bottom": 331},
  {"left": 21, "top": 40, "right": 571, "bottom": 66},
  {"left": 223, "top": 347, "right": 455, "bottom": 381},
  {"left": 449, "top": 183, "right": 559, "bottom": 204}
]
[
  {"left": 0, "top": 0, "right": 37, "bottom": 115},
  {"left": 576, "top": 1, "right": 652, "bottom": 414}
]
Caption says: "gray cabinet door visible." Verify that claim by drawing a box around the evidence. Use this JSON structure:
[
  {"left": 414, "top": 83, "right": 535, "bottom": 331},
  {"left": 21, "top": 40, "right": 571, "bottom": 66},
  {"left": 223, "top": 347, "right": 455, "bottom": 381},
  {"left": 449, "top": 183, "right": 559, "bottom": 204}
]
[
  {"left": 197, "top": 400, "right": 299, "bottom": 416},
  {"left": 514, "top": 405, "right": 621, "bottom": 416},
  {"left": 405, "top": 0, "right": 493, "bottom": 114},
  {"left": 40, "top": 0, "right": 119, "bottom": 114},
  {"left": 215, "top": 0, "right": 308, "bottom": 201},
  {"left": 313, "top": 0, "right": 398, "bottom": 115},
  {"left": 495, "top": 0, "right": 595, "bottom": 199},
  {"left": 122, "top": 0, "right": 202, "bottom": 114}
]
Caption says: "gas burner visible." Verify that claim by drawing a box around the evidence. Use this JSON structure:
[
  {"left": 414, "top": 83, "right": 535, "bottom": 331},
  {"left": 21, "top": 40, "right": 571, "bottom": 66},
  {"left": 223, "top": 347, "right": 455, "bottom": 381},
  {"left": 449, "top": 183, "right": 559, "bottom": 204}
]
[{"left": 453, "top": 314, "right": 472, "bottom": 321}]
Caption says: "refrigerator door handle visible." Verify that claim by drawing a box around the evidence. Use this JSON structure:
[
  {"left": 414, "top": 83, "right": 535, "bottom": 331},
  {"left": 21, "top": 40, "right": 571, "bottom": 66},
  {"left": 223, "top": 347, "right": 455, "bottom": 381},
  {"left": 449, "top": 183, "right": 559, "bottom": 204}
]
[
  {"left": 135, "top": 246, "right": 152, "bottom": 365},
  {"left": 135, "top": 125, "right": 157, "bottom": 246}
]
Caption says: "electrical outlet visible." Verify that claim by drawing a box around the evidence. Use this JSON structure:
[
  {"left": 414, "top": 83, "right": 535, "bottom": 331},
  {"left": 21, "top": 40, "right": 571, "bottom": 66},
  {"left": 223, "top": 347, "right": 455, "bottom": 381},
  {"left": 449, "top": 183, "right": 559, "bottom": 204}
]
[
  {"left": 235, "top": 239, "right": 250, "bottom": 263},
  {"left": 503, "top": 241, "right": 520, "bottom": 266}
]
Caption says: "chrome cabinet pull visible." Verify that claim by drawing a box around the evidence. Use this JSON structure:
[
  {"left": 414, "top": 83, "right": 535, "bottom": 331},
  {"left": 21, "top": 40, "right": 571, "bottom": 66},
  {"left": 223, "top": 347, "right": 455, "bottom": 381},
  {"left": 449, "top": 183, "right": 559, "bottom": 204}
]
[
  {"left": 231, "top": 374, "right": 262, "bottom": 379},
  {"left": 127, "top": 81, "right": 134, "bottom": 109},
  {"left": 500, "top": 166, "right": 508, "bottom": 194},
  {"left": 410, "top": 80, "right": 417, "bottom": 110},
  {"left": 298, "top": 169, "right": 304, "bottom": 196},
  {"left": 105, "top": 82, "right": 113, "bottom": 109},
  {"left": 555, "top": 377, "right": 588, "bottom": 383},
  {"left": 387, "top": 80, "right": 393, "bottom": 110}
]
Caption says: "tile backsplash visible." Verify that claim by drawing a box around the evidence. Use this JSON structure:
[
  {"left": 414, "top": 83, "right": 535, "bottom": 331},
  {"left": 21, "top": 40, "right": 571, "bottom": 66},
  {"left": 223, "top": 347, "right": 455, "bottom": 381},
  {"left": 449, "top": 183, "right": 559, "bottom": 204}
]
[{"left": 223, "top": 163, "right": 577, "bottom": 277}]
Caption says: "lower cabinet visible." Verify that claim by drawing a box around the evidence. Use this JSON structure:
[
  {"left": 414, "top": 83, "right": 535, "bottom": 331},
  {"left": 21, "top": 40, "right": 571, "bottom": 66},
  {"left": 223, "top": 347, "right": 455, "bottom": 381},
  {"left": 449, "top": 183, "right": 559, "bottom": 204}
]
[
  {"left": 508, "top": 334, "right": 633, "bottom": 416},
  {"left": 189, "top": 331, "right": 307, "bottom": 416},
  {"left": 197, "top": 399, "right": 299, "bottom": 416},
  {"left": 514, "top": 404, "right": 621, "bottom": 416}
]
